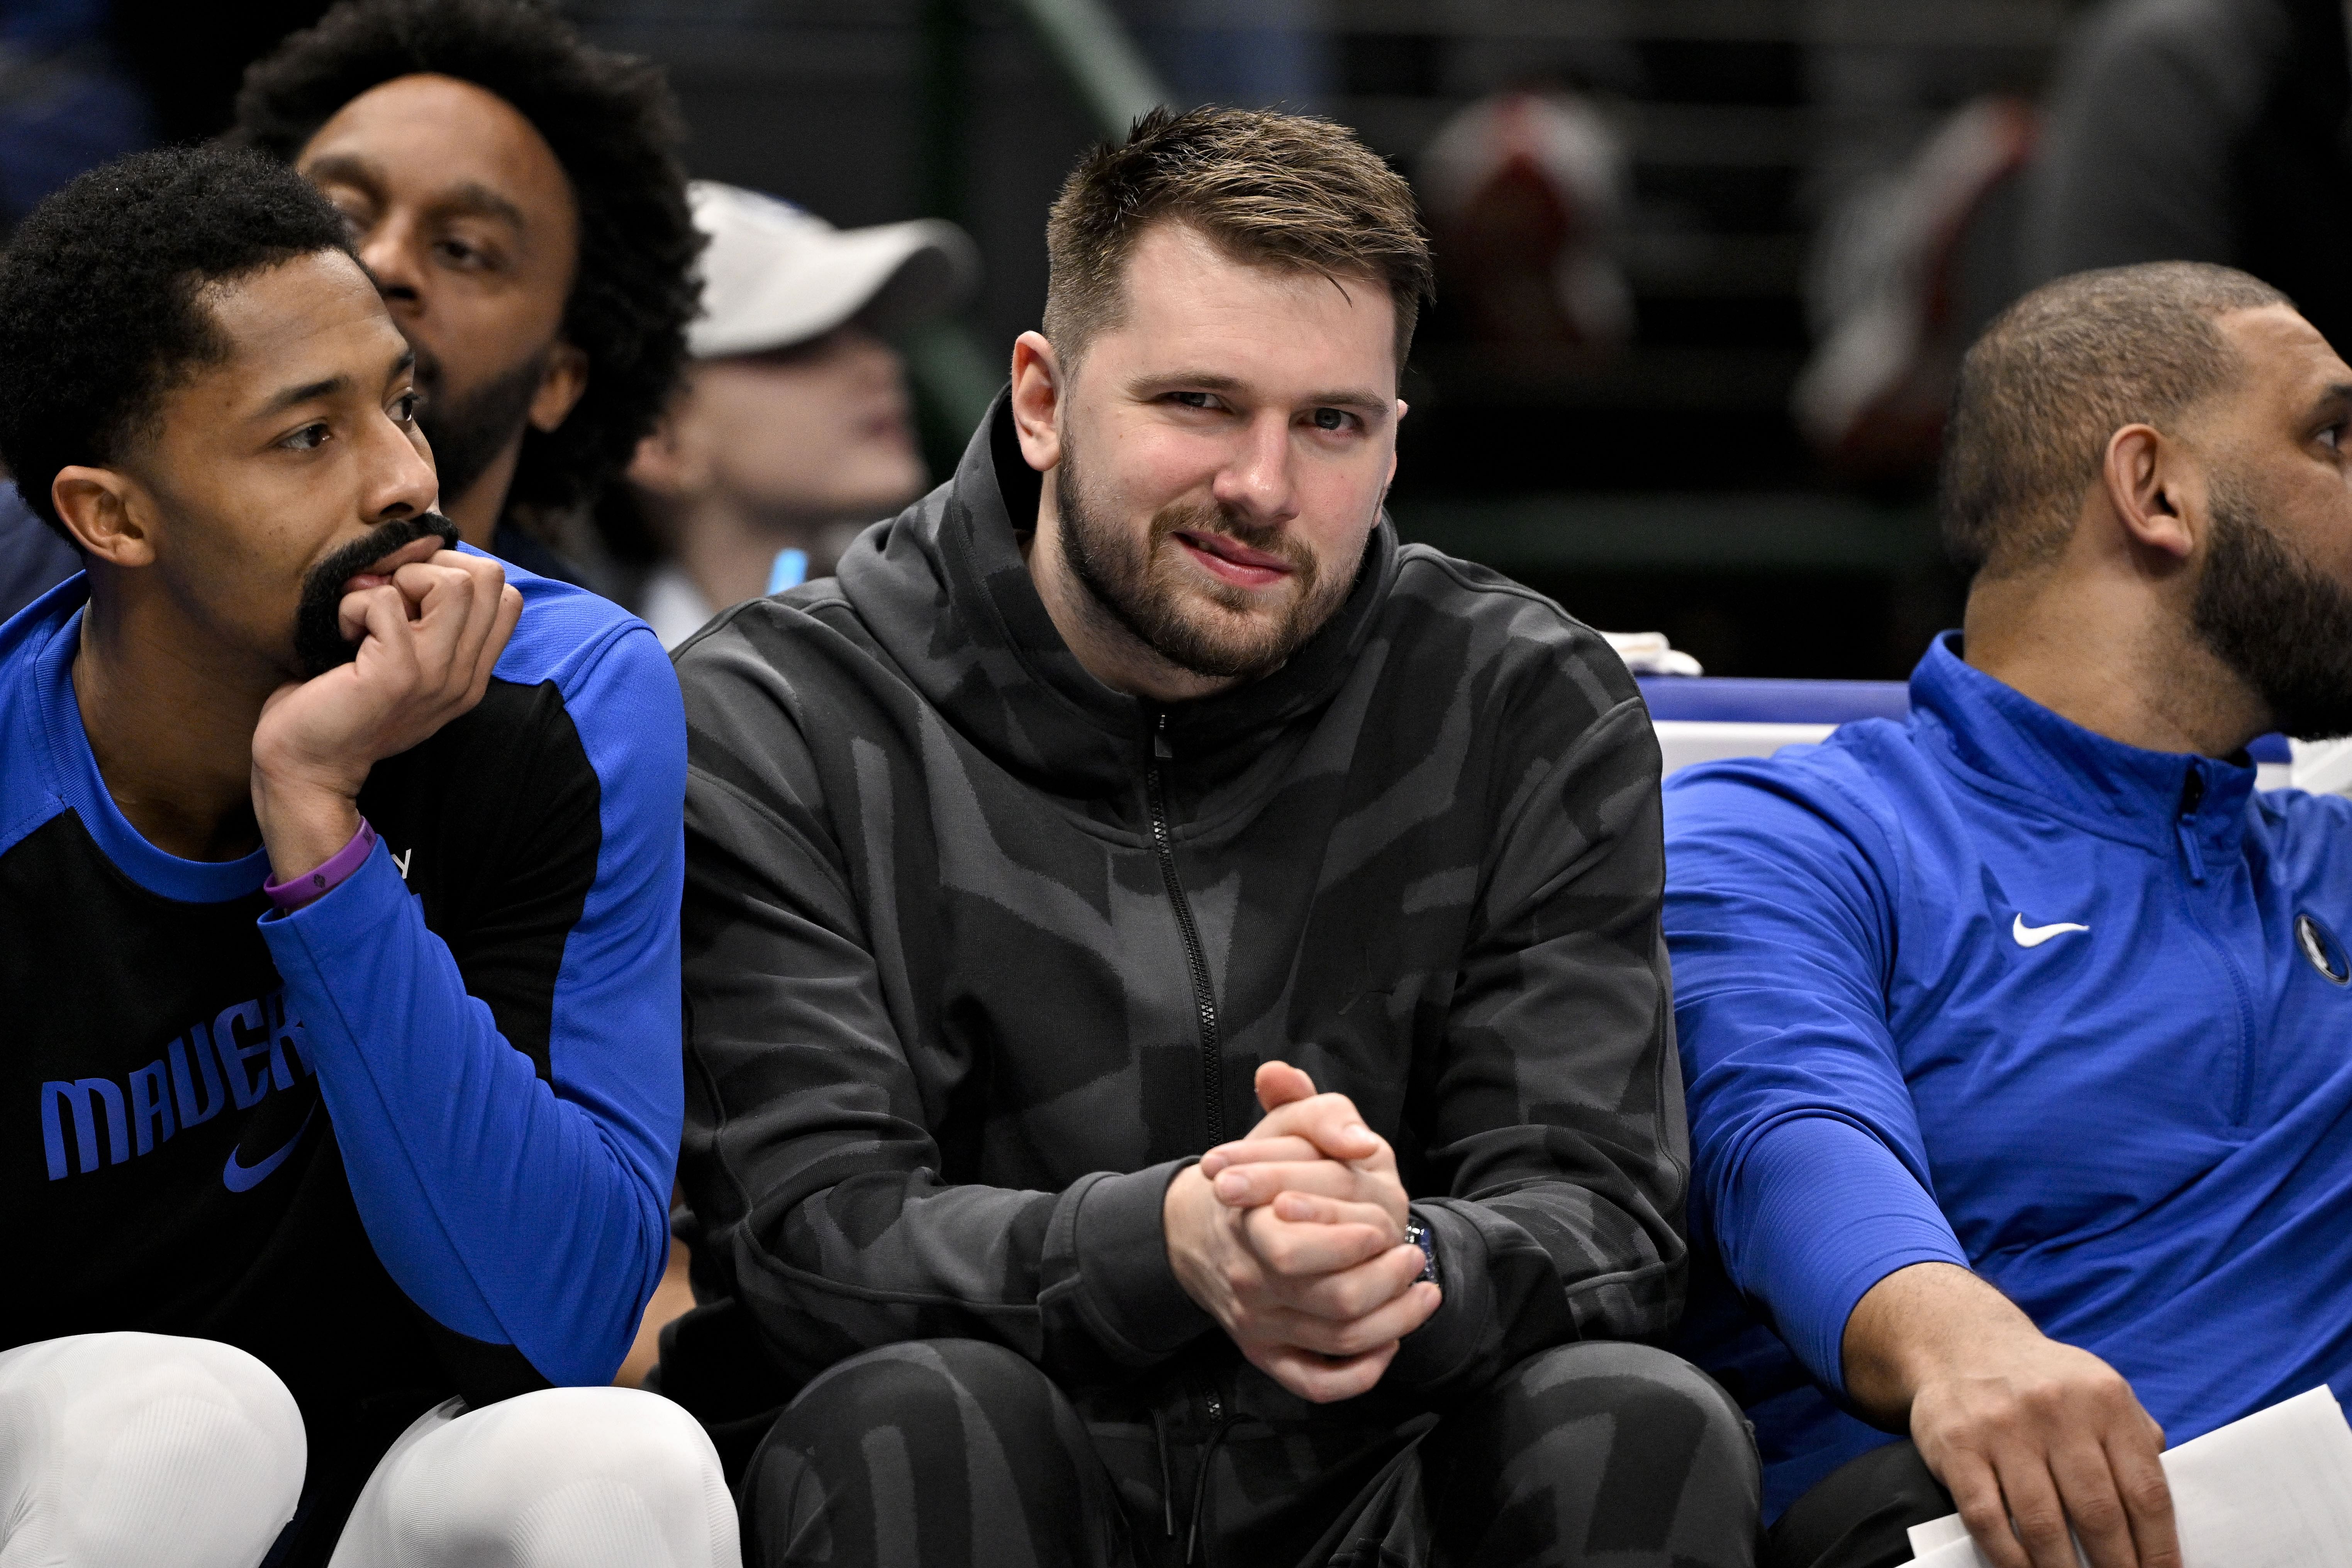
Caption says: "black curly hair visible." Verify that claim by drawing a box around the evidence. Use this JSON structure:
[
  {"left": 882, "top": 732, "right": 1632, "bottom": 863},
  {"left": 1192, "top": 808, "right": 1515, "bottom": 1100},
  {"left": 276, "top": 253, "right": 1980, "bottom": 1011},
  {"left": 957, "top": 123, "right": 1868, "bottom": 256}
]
[
  {"left": 230, "top": 0, "right": 700, "bottom": 517},
  {"left": 0, "top": 146, "right": 356, "bottom": 538}
]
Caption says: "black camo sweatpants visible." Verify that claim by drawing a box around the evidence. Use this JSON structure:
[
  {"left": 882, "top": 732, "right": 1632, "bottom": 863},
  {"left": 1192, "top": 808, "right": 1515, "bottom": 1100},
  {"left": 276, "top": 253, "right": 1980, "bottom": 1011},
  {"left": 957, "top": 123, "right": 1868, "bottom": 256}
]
[{"left": 738, "top": 1338, "right": 1759, "bottom": 1568}]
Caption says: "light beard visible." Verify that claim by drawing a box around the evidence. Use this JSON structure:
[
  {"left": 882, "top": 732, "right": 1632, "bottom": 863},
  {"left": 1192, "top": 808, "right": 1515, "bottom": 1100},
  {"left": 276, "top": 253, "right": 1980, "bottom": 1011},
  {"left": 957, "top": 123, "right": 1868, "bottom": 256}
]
[
  {"left": 2193, "top": 475, "right": 2352, "bottom": 741},
  {"left": 1053, "top": 436, "right": 1360, "bottom": 683}
]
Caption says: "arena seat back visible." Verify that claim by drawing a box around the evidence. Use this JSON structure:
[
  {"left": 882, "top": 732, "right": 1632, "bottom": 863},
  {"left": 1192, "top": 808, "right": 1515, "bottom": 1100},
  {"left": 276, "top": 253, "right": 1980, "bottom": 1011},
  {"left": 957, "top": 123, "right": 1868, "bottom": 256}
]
[{"left": 1639, "top": 677, "right": 2295, "bottom": 788}]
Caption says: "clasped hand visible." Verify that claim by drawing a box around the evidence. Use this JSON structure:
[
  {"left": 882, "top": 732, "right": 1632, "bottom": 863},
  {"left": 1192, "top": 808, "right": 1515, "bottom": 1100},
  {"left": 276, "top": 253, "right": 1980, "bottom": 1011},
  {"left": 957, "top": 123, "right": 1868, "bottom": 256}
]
[
  {"left": 250, "top": 547, "right": 521, "bottom": 881},
  {"left": 1163, "top": 1061, "right": 1440, "bottom": 1404}
]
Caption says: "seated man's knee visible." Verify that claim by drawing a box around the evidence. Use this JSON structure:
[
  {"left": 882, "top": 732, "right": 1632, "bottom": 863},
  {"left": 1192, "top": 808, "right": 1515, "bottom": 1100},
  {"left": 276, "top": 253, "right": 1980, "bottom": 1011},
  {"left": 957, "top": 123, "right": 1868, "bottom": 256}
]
[
  {"left": 1428, "top": 1343, "right": 1758, "bottom": 1565},
  {"left": 342, "top": 1387, "right": 735, "bottom": 1568},
  {"left": 743, "top": 1340, "right": 1092, "bottom": 1560},
  {"left": 0, "top": 1332, "right": 303, "bottom": 1566},
  {"left": 762, "top": 1339, "right": 1067, "bottom": 1456},
  {"left": 1520, "top": 1341, "right": 1744, "bottom": 1415},
  {"left": 1497, "top": 1342, "right": 1754, "bottom": 1476}
]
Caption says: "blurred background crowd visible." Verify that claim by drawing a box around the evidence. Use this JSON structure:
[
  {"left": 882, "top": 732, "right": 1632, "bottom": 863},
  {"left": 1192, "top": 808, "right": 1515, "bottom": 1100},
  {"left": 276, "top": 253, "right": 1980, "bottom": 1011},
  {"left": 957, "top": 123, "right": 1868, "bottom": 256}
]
[{"left": 2, "top": 0, "right": 2331, "bottom": 678}]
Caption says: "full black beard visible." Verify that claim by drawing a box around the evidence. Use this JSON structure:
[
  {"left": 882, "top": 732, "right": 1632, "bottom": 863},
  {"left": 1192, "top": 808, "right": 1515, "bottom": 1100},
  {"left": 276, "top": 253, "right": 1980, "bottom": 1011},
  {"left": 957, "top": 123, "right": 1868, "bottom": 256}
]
[
  {"left": 293, "top": 512, "right": 461, "bottom": 678},
  {"left": 414, "top": 344, "right": 546, "bottom": 509},
  {"left": 1055, "top": 436, "right": 1348, "bottom": 682},
  {"left": 2193, "top": 478, "right": 2352, "bottom": 741}
]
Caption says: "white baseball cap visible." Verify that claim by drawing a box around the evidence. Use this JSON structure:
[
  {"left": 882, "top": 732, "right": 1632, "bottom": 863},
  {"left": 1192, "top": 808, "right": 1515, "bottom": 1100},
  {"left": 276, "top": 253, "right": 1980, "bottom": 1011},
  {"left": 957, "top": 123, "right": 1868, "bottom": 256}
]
[{"left": 686, "top": 180, "right": 980, "bottom": 360}]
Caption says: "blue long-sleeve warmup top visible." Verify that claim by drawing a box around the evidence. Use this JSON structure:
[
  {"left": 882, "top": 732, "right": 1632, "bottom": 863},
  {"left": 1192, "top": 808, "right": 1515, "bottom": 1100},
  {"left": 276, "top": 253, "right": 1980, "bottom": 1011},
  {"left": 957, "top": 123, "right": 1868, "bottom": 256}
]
[
  {"left": 2, "top": 551, "right": 684, "bottom": 1436},
  {"left": 1664, "top": 633, "right": 2352, "bottom": 1519}
]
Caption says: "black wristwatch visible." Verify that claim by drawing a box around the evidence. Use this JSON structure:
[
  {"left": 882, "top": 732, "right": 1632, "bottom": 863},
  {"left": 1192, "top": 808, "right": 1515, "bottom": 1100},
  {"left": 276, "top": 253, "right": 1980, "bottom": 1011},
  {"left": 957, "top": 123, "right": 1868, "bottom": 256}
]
[{"left": 1403, "top": 1216, "right": 1439, "bottom": 1285}]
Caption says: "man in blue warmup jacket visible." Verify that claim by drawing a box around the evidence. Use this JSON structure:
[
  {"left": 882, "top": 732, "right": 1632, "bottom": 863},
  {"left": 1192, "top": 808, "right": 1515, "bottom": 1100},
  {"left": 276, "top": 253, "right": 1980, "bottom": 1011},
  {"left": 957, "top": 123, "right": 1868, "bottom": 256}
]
[
  {"left": 0, "top": 149, "right": 736, "bottom": 1563},
  {"left": 1668, "top": 260, "right": 2352, "bottom": 1568}
]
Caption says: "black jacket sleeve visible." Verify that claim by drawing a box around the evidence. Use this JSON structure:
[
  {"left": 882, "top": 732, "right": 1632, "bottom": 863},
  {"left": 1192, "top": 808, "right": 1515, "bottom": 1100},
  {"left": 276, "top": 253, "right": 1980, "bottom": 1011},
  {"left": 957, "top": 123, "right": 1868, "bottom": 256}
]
[{"left": 1383, "top": 610, "right": 1689, "bottom": 1399}]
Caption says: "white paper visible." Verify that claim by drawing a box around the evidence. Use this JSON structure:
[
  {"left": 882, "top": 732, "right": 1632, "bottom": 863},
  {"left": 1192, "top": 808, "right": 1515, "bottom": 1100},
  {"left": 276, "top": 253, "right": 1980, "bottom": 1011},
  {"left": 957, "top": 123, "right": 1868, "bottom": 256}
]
[
  {"left": 1907, "top": 1534, "right": 1996, "bottom": 1568},
  {"left": 1908, "top": 1514, "right": 1972, "bottom": 1559},
  {"left": 1898, "top": 1387, "right": 2352, "bottom": 1568}
]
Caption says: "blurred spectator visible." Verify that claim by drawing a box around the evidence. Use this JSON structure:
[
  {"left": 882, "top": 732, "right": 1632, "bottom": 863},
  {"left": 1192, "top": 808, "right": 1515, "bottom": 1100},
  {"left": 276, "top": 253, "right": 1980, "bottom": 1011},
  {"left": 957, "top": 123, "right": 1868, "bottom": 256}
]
[
  {"left": 621, "top": 181, "right": 976, "bottom": 648},
  {"left": 1419, "top": 90, "right": 1634, "bottom": 357},
  {"left": 230, "top": 0, "right": 702, "bottom": 587},
  {"left": 2023, "top": 0, "right": 2352, "bottom": 354},
  {"left": 1795, "top": 98, "right": 2038, "bottom": 483}
]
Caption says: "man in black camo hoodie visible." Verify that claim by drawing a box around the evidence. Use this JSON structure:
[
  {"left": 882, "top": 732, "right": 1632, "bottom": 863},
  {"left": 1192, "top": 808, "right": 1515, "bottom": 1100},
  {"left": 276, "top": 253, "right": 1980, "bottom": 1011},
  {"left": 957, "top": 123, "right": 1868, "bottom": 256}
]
[{"left": 668, "top": 105, "right": 1760, "bottom": 1568}]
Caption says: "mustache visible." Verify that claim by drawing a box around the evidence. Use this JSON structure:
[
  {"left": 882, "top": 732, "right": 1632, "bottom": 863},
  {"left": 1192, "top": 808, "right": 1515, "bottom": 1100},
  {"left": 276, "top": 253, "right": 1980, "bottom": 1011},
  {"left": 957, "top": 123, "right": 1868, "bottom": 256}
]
[
  {"left": 1148, "top": 503, "right": 1313, "bottom": 573},
  {"left": 292, "top": 512, "right": 461, "bottom": 678}
]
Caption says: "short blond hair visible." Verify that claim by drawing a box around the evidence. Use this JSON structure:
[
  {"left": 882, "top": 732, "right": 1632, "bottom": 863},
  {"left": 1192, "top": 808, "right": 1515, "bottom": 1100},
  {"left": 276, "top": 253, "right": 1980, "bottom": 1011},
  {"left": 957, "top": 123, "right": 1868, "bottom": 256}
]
[{"left": 1042, "top": 105, "right": 1432, "bottom": 371}]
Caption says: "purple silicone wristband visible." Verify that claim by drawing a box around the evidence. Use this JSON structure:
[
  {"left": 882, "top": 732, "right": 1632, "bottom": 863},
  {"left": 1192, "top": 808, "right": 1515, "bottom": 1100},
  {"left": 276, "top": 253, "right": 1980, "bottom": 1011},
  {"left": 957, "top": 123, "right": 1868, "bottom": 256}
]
[{"left": 263, "top": 817, "right": 376, "bottom": 912}]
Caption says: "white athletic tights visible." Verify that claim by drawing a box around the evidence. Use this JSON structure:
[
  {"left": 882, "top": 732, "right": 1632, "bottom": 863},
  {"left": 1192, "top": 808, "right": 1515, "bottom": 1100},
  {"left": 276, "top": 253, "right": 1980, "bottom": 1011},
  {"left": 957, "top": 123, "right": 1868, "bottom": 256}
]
[{"left": 0, "top": 1333, "right": 740, "bottom": 1568}]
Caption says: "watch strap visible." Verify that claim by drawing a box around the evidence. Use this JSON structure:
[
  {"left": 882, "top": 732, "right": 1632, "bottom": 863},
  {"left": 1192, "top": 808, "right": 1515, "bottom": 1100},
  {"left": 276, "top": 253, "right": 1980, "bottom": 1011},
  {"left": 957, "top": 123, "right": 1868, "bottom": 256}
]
[{"left": 1403, "top": 1216, "right": 1439, "bottom": 1286}]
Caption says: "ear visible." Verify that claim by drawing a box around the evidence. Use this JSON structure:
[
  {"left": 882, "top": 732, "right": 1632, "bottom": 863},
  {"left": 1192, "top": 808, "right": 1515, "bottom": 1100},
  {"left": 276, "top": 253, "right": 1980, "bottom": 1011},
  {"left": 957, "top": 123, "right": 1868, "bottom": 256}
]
[
  {"left": 51, "top": 466, "right": 154, "bottom": 568},
  {"left": 625, "top": 385, "right": 709, "bottom": 499},
  {"left": 624, "top": 427, "right": 681, "bottom": 495},
  {"left": 2098, "top": 423, "right": 2198, "bottom": 563},
  {"left": 527, "top": 341, "right": 591, "bottom": 434},
  {"left": 1374, "top": 402, "right": 1407, "bottom": 494},
  {"left": 1009, "top": 331, "right": 1063, "bottom": 474}
]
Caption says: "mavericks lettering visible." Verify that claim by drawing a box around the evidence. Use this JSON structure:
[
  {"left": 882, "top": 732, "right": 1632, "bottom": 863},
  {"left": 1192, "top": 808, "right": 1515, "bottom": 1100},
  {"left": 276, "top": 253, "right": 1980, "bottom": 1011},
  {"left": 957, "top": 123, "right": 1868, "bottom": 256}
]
[{"left": 39, "top": 988, "right": 312, "bottom": 1180}]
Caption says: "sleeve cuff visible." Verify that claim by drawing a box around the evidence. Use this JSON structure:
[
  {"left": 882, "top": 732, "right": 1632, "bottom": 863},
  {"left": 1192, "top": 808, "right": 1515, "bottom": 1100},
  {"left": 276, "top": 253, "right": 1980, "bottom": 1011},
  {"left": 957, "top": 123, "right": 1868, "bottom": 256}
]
[
  {"left": 1067, "top": 1159, "right": 1214, "bottom": 1365},
  {"left": 1383, "top": 1202, "right": 1492, "bottom": 1394},
  {"left": 256, "top": 836, "right": 407, "bottom": 956},
  {"left": 1724, "top": 1115, "right": 1970, "bottom": 1395}
]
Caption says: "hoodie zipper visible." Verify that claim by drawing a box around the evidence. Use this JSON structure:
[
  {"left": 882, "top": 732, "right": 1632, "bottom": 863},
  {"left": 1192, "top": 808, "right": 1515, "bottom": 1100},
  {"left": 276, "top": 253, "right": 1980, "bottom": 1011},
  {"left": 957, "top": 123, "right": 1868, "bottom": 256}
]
[
  {"left": 1146, "top": 710, "right": 1226, "bottom": 1146},
  {"left": 2175, "top": 768, "right": 2208, "bottom": 883},
  {"left": 2176, "top": 764, "right": 2257, "bottom": 1124}
]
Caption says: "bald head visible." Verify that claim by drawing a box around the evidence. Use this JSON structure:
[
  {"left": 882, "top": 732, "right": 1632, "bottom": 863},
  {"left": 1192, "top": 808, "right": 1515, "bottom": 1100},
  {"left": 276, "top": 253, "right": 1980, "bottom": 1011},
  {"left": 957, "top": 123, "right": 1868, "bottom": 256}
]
[{"left": 1942, "top": 262, "right": 2290, "bottom": 580}]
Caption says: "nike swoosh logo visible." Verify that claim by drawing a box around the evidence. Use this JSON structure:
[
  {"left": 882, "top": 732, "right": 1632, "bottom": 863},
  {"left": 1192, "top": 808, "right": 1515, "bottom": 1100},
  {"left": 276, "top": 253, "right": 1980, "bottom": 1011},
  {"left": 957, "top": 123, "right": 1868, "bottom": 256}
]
[
  {"left": 2013, "top": 913, "right": 2091, "bottom": 948},
  {"left": 222, "top": 1106, "right": 317, "bottom": 1193}
]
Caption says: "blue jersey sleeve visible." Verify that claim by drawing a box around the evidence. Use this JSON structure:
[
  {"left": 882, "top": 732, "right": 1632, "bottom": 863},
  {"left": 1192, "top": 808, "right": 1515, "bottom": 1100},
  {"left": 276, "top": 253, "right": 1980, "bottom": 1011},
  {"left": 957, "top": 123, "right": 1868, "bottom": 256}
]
[
  {"left": 1664, "top": 754, "right": 1969, "bottom": 1393},
  {"left": 258, "top": 623, "right": 686, "bottom": 1387}
]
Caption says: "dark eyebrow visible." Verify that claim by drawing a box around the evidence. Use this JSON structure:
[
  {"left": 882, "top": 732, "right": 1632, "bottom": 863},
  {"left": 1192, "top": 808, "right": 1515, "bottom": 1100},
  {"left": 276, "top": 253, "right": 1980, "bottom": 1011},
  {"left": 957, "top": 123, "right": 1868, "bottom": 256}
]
[
  {"left": 2309, "top": 383, "right": 2352, "bottom": 420},
  {"left": 297, "top": 154, "right": 526, "bottom": 236},
  {"left": 298, "top": 152, "right": 381, "bottom": 195},
  {"left": 431, "top": 181, "right": 528, "bottom": 233},
  {"left": 258, "top": 375, "right": 350, "bottom": 418},
  {"left": 1303, "top": 388, "right": 1392, "bottom": 414},
  {"left": 255, "top": 349, "right": 412, "bottom": 422}
]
